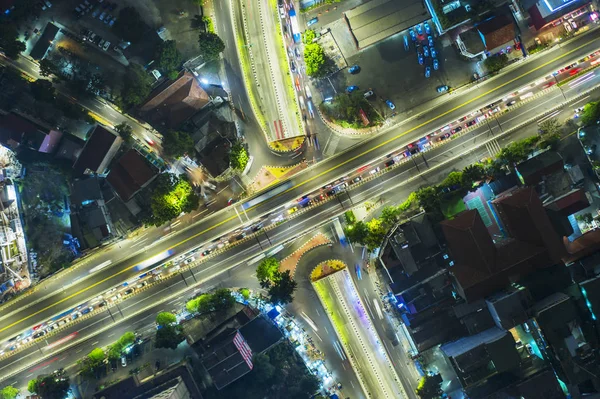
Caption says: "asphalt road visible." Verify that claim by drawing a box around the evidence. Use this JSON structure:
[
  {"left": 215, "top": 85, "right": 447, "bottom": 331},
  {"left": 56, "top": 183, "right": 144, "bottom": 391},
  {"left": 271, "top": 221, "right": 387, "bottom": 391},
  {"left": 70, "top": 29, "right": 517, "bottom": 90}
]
[
  {"left": 213, "top": 0, "right": 302, "bottom": 174},
  {"left": 0, "top": 88, "right": 590, "bottom": 389},
  {"left": 0, "top": 63, "right": 598, "bottom": 353}
]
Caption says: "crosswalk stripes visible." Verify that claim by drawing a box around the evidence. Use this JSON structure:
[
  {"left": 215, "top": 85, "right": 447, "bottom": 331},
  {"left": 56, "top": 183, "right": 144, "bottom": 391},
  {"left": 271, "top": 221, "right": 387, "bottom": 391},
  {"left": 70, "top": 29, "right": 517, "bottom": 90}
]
[
  {"left": 324, "top": 135, "right": 340, "bottom": 157},
  {"left": 485, "top": 139, "right": 502, "bottom": 157}
]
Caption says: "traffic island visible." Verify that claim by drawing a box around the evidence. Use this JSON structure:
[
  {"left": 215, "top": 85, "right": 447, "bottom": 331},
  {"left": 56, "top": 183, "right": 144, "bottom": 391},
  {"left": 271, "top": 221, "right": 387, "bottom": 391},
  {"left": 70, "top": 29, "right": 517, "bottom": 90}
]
[
  {"left": 279, "top": 233, "right": 332, "bottom": 276},
  {"left": 268, "top": 136, "right": 305, "bottom": 153},
  {"left": 310, "top": 259, "right": 346, "bottom": 281},
  {"left": 247, "top": 162, "right": 308, "bottom": 194}
]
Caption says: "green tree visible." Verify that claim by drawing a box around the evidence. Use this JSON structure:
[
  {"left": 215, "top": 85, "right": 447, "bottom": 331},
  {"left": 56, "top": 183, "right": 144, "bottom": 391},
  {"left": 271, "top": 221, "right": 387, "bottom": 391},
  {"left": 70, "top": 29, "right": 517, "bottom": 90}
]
[
  {"left": 252, "top": 353, "right": 275, "bottom": 383},
  {"left": 461, "top": 163, "right": 487, "bottom": 190},
  {"left": 146, "top": 173, "right": 199, "bottom": 226},
  {"left": 0, "top": 386, "right": 18, "bottom": 399},
  {"left": 483, "top": 53, "right": 509, "bottom": 73},
  {"left": 415, "top": 186, "right": 441, "bottom": 214},
  {"left": 267, "top": 270, "right": 297, "bottom": 304},
  {"left": 198, "top": 31, "right": 225, "bottom": 61},
  {"left": 304, "top": 42, "right": 326, "bottom": 77},
  {"left": 30, "top": 79, "right": 56, "bottom": 102},
  {"left": 155, "top": 325, "right": 184, "bottom": 350},
  {"left": 27, "top": 379, "right": 38, "bottom": 394},
  {"left": 120, "top": 63, "right": 153, "bottom": 109},
  {"left": 186, "top": 293, "right": 212, "bottom": 314},
  {"left": 415, "top": 374, "right": 442, "bottom": 399},
  {"left": 257, "top": 257, "right": 280, "bottom": 282},
  {"left": 211, "top": 288, "right": 235, "bottom": 312},
  {"left": 114, "top": 122, "right": 133, "bottom": 143},
  {"left": 155, "top": 40, "right": 182, "bottom": 78},
  {"left": 36, "top": 370, "right": 70, "bottom": 399},
  {"left": 0, "top": 24, "right": 26, "bottom": 59},
  {"left": 113, "top": 7, "right": 146, "bottom": 43},
  {"left": 538, "top": 133, "right": 561, "bottom": 150},
  {"left": 302, "top": 29, "right": 316, "bottom": 44},
  {"left": 344, "top": 220, "right": 368, "bottom": 244},
  {"left": 156, "top": 311, "right": 177, "bottom": 327},
  {"left": 79, "top": 347, "right": 106, "bottom": 378},
  {"left": 344, "top": 210, "right": 357, "bottom": 225},
  {"left": 581, "top": 102, "right": 600, "bottom": 126},
  {"left": 229, "top": 142, "right": 249, "bottom": 171},
  {"left": 538, "top": 118, "right": 561, "bottom": 136},
  {"left": 162, "top": 130, "right": 194, "bottom": 159},
  {"left": 39, "top": 59, "right": 58, "bottom": 77},
  {"left": 497, "top": 136, "right": 540, "bottom": 166},
  {"left": 364, "top": 218, "right": 387, "bottom": 250},
  {"left": 239, "top": 287, "right": 250, "bottom": 299},
  {"left": 380, "top": 205, "right": 401, "bottom": 227}
]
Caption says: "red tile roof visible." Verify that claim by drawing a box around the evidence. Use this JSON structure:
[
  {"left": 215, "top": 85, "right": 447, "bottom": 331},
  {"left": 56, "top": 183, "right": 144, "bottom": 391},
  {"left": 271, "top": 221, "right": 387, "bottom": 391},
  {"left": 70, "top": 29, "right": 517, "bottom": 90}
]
[
  {"left": 140, "top": 72, "right": 210, "bottom": 128},
  {"left": 107, "top": 149, "right": 157, "bottom": 201},
  {"left": 477, "top": 14, "right": 516, "bottom": 50}
]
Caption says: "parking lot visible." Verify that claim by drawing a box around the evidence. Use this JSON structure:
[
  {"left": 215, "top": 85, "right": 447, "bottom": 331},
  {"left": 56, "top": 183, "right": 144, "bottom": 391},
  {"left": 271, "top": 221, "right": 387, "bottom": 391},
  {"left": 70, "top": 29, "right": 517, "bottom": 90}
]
[{"left": 325, "top": 23, "right": 481, "bottom": 117}]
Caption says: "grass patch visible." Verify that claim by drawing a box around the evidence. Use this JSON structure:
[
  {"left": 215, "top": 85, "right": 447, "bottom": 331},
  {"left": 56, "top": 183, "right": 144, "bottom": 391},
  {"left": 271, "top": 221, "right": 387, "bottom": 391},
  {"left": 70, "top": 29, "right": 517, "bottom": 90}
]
[
  {"left": 203, "top": 16, "right": 215, "bottom": 33},
  {"left": 440, "top": 195, "right": 466, "bottom": 219}
]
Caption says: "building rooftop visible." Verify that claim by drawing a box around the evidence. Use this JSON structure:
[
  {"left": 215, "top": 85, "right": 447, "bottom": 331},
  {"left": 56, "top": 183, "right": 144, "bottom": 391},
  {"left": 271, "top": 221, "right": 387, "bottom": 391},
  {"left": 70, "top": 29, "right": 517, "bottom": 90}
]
[
  {"left": 516, "top": 150, "right": 563, "bottom": 185},
  {"left": 30, "top": 23, "right": 60, "bottom": 60},
  {"left": 140, "top": 71, "right": 210, "bottom": 129},
  {"left": 476, "top": 13, "right": 516, "bottom": 50},
  {"left": 73, "top": 125, "right": 121, "bottom": 175},
  {"left": 107, "top": 149, "right": 158, "bottom": 201},
  {"left": 344, "top": 0, "right": 430, "bottom": 49},
  {"left": 71, "top": 177, "right": 103, "bottom": 208}
]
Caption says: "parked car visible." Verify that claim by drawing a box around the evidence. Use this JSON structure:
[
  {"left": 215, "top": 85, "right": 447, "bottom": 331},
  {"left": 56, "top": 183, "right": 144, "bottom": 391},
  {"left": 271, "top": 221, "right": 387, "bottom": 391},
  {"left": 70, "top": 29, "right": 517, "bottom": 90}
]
[
  {"left": 437, "top": 85, "right": 449, "bottom": 93},
  {"left": 99, "top": 11, "right": 107, "bottom": 20},
  {"left": 415, "top": 23, "right": 423, "bottom": 35},
  {"left": 364, "top": 90, "right": 374, "bottom": 98},
  {"left": 386, "top": 100, "right": 395, "bottom": 110},
  {"left": 525, "top": 344, "right": 534, "bottom": 356},
  {"left": 348, "top": 65, "right": 360, "bottom": 74},
  {"left": 307, "top": 17, "right": 318, "bottom": 27},
  {"left": 121, "top": 356, "right": 127, "bottom": 367},
  {"left": 290, "top": 61, "right": 296, "bottom": 73},
  {"left": 418, "top": 53, "right": 424, "bottom": 65},
  {"left": 408, "top": 29, "right": 416, "bottom": 42},
  {"left": 102, "top": 41, "right": 111, "bottom": 51},
  {"left": 423, "top": 46, "right": 429, "bottom": 57},
  {"left": 403, "top": 35, "right": 409, "bottom": 51},
  {"left": 109, "top": 17, "right": 116, "bottom": 26},
  {"left": 433, "top": 58, "right": 439, "bottom": 70},
  {"left": 425, "top": 66, "right": 431, "bottom": 78},
  {"left": 424, "top": 22, "right": 431, "bottom": 34},
  {"left": 430, "top": 47, "right": 437, "bottom": 58},
  {"left": 346, "top": 85, "right": 359, "bottom": 93}
]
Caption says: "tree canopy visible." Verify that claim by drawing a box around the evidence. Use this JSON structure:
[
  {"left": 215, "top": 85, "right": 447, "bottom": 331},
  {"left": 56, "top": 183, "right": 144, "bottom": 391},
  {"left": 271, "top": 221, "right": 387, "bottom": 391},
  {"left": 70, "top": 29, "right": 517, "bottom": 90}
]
[
  {"left": 119, "top": 64, "right": 153, "bottom": 109},
  {"left": 114, "top": 122, "right": 134, "bottom": 143},
  {"left": 39, "top": 59, "right": 59, "bottom": 77},
  {"left": 229, "top": 142, "right": 249, "bottom": 171},
  {"left": 198, "top": 32, "right": 225, "bottom": 61},
  {"left": 108, "top": 331, "right": 136, "bottom": 360},
  {"left": 538, "top": 118, "right": 561, "bottom": 136},
  {"left": 256, "top": 257, "right": 280, "bottom": 282},
  {"left": 155, "top": 324, "right": 185, "bottom": 349},
  {"left": 415, "top": 374, "right": 442, "bottom": 399},
  {"left": 304, "top": 43, "right": 326, "bottom": 77},
  {"left": 483, "top": 53, "right": 509, "bottom": 73},
  {"left": 581, "top": 101, "right": 600, "bottom": 126},
  {"left": 0, "top": 386, "right": 18, "bottom": 399},
  {"left": 155, "top": 40, "right": 182, "bottom": 79},
  {"left": 302, "top": 29, "right": 316, "bottom": 44},
  {"left": 162, "top": 130, "right": 195, "bottom": 159},
  {"left": 146, "top": 173, "right": 199, "bottom": 226},
  {"left": 186, "top": 288, "right": 235, "bottom": 314},
  {"left": 35, "top": 370, "right": 71, "bottom": 399},
  {"left": 27, "top": 379, "right": 38, "bottom": 394},
  {"left": 265, "top": 270, "right": 297, "bottom": 304},
  {"left": 30, "top": 79, "right": 56, "bottom": 103},
  {"left": 0, "top": 24, "right": 26, "bottom": 59},
  {"left": 156, "top": 311, "right": 177, "bottom": 327},
  {"left": 79, "top": 348, "right": 106, "bottom": 378}
]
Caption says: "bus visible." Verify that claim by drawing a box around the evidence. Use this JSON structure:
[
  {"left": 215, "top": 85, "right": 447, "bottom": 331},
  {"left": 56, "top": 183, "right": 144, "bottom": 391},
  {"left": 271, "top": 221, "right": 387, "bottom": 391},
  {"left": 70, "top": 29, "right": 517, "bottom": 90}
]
[
  {"left": 241, "top": 181, "right": 294, "bottom": 211},
  {"left": 289, "top": 9, "right": 301, "bottom": 43}
]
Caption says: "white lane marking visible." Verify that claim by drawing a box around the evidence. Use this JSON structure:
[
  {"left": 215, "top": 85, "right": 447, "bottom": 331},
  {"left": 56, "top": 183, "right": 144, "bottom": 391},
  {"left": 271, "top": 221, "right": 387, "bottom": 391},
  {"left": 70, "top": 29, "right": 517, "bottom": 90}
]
[
  {"left": 301, "top": 311, "right": 318, "bottom": 332},
  {"left": 373, "top": 299, "right": 383, "bottom": 320}
]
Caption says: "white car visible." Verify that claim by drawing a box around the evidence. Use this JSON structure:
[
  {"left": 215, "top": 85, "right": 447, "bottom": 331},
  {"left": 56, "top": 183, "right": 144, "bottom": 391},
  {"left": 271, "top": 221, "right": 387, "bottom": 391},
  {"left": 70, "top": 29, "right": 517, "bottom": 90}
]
[
  {"left": 121, "top": 356, "right": 127, "bottom": 367},
  {"left": 102, "top": 41, "right": 111, "bottom": 51}
]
